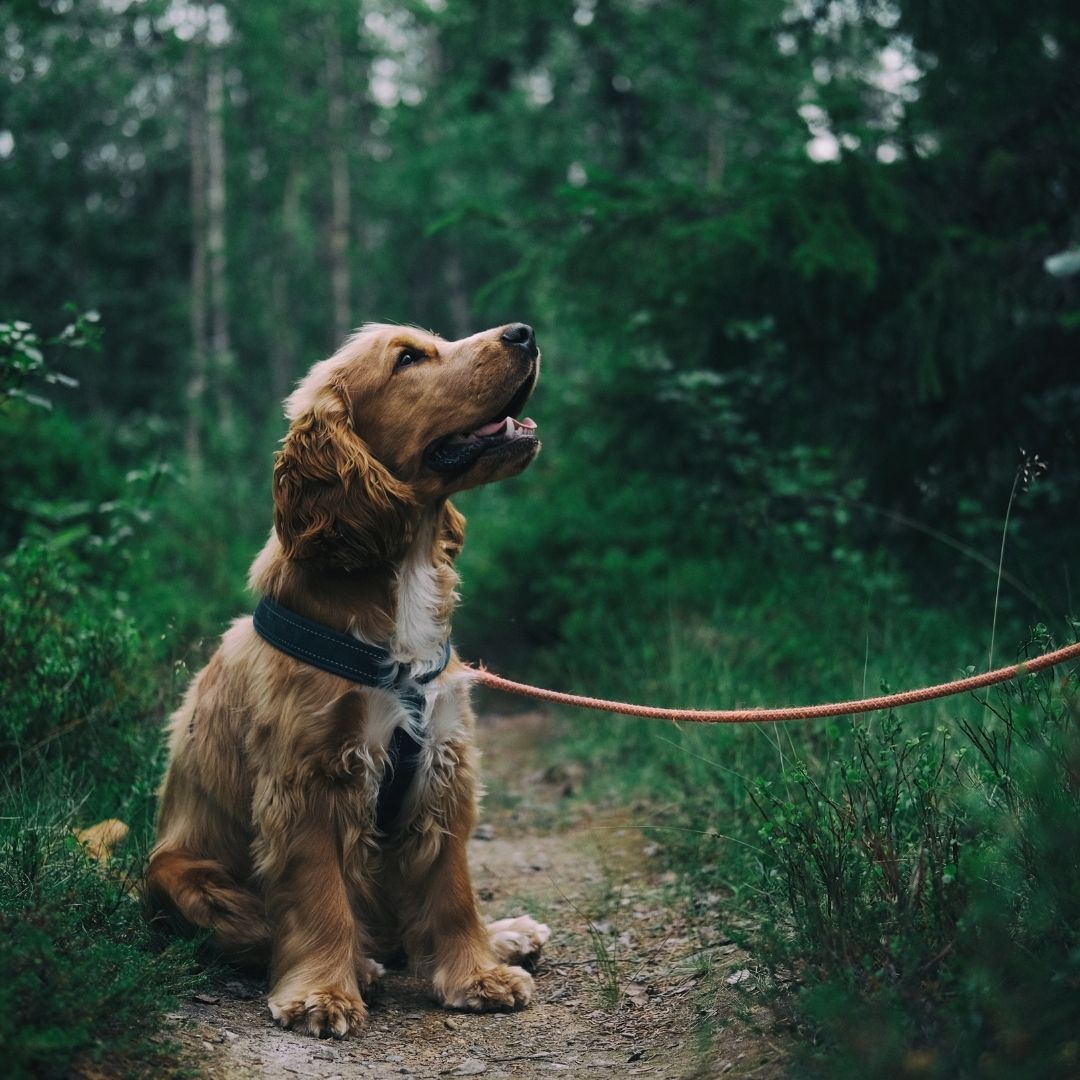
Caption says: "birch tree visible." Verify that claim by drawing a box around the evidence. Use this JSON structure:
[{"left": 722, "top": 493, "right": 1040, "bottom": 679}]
[
  {"left": 185, "top": 43, "right": 209, "bottom": 463},
  {"left": 325, "top": 14, "right": 351, "bottom": 345}
]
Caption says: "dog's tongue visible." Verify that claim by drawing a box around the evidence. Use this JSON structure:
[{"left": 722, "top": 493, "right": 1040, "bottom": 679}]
[{"left": 472, "top": 416, "right": 537, "bottom": 438}]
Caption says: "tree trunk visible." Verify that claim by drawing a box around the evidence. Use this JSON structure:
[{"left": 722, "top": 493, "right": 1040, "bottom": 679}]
[
  {"left": 186, "top": 46, "right": 209, "bottom": 465},
  {"left": 443, "top": 248, "right": 471, "bottom": 338},
  {"left": 269, "top": 165, "right": 303, "bottom": 404},
  {"left": 706, "top": 117, "right": 726, "bottom": 189},
  {"left": 326, "top": 18, "right": 351, "bottom": 344},
  {"left": 206, "top": 46, "right": 232, "bottom": 435}
]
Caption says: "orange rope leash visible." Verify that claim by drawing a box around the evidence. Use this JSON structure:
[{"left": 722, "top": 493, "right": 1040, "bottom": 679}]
[{"left": 468, "top": 640, "right": 1080, "bottom": 725}]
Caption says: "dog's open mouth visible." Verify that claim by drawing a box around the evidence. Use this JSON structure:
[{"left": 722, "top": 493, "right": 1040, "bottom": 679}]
[{"left": 424, "top": 369, "right": 539, "bottom": 475}]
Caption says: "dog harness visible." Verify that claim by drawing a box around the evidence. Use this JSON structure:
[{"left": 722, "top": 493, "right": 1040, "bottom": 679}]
[{"left": 252, "top": 596, "right": 452, "bottom": 834}]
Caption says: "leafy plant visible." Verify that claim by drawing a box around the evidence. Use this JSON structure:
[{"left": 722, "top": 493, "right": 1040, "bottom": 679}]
[
  {"left": 747, "top": 634, "right": 1080, "bottom": 1079},
  {"left": 0, "top": 801, "right": 202, "bottom": 1080},
  {"left": 0, "top": 309, "right": 99, "bottom": 412}
]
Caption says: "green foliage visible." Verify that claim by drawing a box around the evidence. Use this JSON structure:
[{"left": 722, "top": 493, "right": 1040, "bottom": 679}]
[
  {"left": 0, "top": 311, "right": 222, "bottom": 1076},
  {"left": 0, "top": 544, "right": 147, "bottom": 774},
  {"left": 530, "top": 550, "right": 1079, "bottom": 1075},
  {"left": 1, "top": 0, "right": 1078, "bottom": 1072},
  {"left": 748, "top": 643, "right": 1080, "bottom": 1079},
  {"left": 0, "top": 799, "right": 202, "bottom": 1080},
  {"left": 0, "top": 308, "right": 98, "bottom": 411}
]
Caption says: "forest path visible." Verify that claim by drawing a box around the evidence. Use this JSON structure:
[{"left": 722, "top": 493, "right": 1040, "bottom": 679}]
[{"left": 169, "top": 712, "right": 783, "bottom": 1079}]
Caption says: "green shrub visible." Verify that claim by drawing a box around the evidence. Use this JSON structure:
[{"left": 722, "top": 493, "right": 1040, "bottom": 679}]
[
  {"left": 0, "top": 538, "right": 203, "bottom": 1079},
  {"left": 749, "top": 633, "right": 1080, "bottom": 1079},
  {"left": 0, "top": 797, "right": 202, "bottom": 1080},
  {"left": 529, "top": 548, "right": 1078, "bottom": 1076},
  {"left": 0, "top": 543, "right": 162, "bottom": 809}
]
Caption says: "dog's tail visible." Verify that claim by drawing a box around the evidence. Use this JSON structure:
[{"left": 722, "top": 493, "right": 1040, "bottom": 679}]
[{"left": 145, "top": 845, "right": 271, "bottom": 967}]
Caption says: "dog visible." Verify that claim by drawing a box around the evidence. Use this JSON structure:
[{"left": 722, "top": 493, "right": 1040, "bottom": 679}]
[{"left": 146, "top": 322, "right": 550, "bottom": 1038}]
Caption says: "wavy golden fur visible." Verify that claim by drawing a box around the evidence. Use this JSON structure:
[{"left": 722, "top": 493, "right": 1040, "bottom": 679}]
[{"left": 147, "top": 322, "right": 549, "bottom": 1038}]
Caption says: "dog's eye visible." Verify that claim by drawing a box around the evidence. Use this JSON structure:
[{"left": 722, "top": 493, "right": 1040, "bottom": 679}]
[{"left": 395, "top": 349, "right": 424, "bottom": 370}]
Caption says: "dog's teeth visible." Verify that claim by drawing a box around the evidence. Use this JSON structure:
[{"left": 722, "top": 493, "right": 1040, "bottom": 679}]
[{"left": 504, "top": 416, "right": 515, "bottom": 435}]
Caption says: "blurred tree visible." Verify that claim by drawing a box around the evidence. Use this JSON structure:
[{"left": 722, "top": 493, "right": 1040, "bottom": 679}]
[
  {"left": 186, "top": 30, "right": 209, "bottom": 461},
  {"left": 0, "top": 0, "right": 1076, "bottom": 616}
]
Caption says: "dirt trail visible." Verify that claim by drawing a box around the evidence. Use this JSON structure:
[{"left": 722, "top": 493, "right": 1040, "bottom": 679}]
[{"left": 168, "top": 712, "right": 783, "bottom": 1079}]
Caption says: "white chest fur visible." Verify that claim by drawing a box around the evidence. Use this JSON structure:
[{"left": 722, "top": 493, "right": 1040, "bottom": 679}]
[
  {"left": 391, "top": 550, "right": 447, "bottom": 672},
  {"left": 356, "top": 519, "right": 466, "bottom": 758}
]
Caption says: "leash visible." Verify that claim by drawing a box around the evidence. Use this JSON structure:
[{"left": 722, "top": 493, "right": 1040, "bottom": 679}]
[{"left": 468, "top": 639, "right": 1080, "bottom": 725}]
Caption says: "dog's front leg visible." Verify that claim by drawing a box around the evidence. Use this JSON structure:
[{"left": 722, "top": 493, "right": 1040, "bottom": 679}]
[
  {"left": 402, "top": 829, "right": 534, "bottom": 1012},
  {"left": 258, "top": 804, "right": 367, "bottom": 1038}
]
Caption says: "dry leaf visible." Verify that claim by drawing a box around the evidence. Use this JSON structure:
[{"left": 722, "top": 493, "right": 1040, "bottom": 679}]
[{"left": 75, "top": 818, "right": 129, "bottom": 864}]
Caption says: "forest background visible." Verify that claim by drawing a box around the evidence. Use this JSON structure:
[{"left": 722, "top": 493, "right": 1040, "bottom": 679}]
[{"left": 1, "top": 1, "right": 1078, "bottom": 1078}]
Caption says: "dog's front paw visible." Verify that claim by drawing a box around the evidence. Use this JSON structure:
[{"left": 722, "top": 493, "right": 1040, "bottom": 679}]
[
  {"left": 486, "top": 915, "right": 551, "bottom": 968},
  {"left": 268, "top": 986, "right": 367, "bottom": 1038},
  {"left": 436, "top": 964, "right": 534, "bottom": 1012}
]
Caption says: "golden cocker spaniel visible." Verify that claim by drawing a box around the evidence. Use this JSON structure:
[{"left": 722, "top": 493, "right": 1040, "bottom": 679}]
[{"left": 147, "top": 322, "right": 550, "bottom": 1038}]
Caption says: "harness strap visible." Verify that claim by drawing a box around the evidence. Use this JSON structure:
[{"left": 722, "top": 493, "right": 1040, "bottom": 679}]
[
  {"left": 374, "top": 665, "right": 447, "bottom": 834},
  {"left": 252, "top": 596, "right": 451, "bottom": 833},
  {"left": 376, "top": 723, "right": 423, "bottom": 834}
]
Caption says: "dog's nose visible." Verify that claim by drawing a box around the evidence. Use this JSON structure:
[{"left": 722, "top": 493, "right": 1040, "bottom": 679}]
[{"left": 501, "top": 323, "right": 537, "bottom": 356}]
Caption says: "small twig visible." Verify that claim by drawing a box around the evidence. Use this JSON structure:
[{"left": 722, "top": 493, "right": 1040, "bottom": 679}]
[
  {"left": 546, "top": 876, "right": 621, "bottom": 1002},
  {"left": 24, "top": 714, "right": 89, "bottom": 754},
  {"left": 479, "top": 1053, "right": 562, "bottom": 1063},
  {"left": 988, "top": 469, "right": 1021, "bottom": 676},
  {"left": 584, "top": 822, "right": 766, "bottom": 856},
  {"left": 651, "top": 732, "right": 751, "bottom": 782}
]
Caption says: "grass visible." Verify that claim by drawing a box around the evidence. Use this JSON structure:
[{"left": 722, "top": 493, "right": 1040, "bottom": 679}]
[
  {"left": 0, "top": 541, "right": 209, "bottom": 1079},
  {"left": 570, "top": 892, "right": 625, "bottom": 1007},
  {"left": 0, "top": 792, "right": 204, "bottom": 1080},
  {"left": 527, "top": 556, "right": 1080, "bottom": 1078}
]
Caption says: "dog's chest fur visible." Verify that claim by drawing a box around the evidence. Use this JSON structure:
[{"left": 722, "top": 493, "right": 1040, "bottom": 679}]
[{"left": 341, "top": 532, "right": 467, "bottom": 824}]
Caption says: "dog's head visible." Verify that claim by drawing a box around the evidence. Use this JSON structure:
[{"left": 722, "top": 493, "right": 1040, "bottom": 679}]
[{"left": 273, "top": 323, "right": 540, "bottom": 566}]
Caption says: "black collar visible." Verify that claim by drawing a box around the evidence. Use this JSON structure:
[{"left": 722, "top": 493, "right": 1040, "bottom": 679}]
[
  {"left": 252, "top": 595, "right": 451, "bottom": 833},
  {"left": 253, "top": 595, "right": 451, "bottom": 688}
]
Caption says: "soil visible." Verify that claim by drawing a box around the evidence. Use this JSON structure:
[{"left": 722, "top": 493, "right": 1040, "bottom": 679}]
[{"left": 165, "top": 711, "right": 786, "bottom": 1079}]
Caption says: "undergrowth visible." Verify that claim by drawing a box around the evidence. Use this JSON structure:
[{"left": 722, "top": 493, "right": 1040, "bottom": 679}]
[
  {"left": 0, "top": 319, "right": 227, "bottom": 1078},
  {"left": 0, "top": 544, "right": 208, "bottom": 1079},
  {"left": 750, "top": 627, "right": 1080, "bottom": 1079},
  {"left": 0, "top": 796, "right": 203, "bottom": 1080},
  {"left": 534, "top": 582, "right": 1080, "bottom": 1078}
]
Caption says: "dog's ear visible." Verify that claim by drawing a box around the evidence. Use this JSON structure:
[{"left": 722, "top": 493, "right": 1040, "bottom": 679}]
[{"left": 273, "top": 384, "right": 416, "bottom": 566}]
